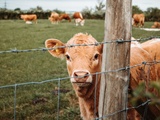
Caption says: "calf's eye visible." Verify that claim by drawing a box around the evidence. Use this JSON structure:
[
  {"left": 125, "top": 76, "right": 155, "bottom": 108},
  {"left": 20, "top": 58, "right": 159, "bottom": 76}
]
[
  {"left": 94, "top": 53, "right": 99, "bottom": 60},
  {"left": 65, "top": 54, "right": 70, "bottom": 60}
]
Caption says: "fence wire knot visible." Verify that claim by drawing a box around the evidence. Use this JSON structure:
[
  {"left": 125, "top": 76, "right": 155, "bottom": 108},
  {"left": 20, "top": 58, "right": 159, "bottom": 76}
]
[
  {"left": 125, "top": 66, "right": 130, "bottom": 70},
  {"left": 142, "top": 61, "right": 147, "bottom": 65},
  {"left": 11, "top": 48, "right": 18, "bottom": 53},
  {"left": 41, "top": 48, "right": 47, "bottom": 51},
  {"left": 116, "top": 39, "right": 124, "bottom": 43},
  {"left": 69, "top": 44, "right": 74, "bottom": 48},
  {"left": 95, "top": 42, "right": 100, "bottom": 46}
]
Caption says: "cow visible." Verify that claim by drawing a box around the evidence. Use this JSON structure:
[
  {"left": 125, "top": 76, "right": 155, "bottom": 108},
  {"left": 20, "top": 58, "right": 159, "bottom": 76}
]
[
  {"left": 20, "top": 14, "right": 37, "bottom": 24},
  {"left": 48, "top": 12, "right": 59, "bottom": 24},
  {"left": 132, "top": 14, "right": 145, "bottom": 27},
  {"left": 128, "top": 38, "right": 160, "bottom": 120},
  {"left": 59, "top": 13, "right": 71, "bottom": 22},
  {"left": 45, "top": 33, "right": 160, "bottom": 120},
  {"left": 141, "top": 38, "right": 160, "bottom": 79},
  {"left": 73, "top": 12, "right": 85, "bottom": 26},
  {"left": 151, "top": 22, "right": 160, "bottom": 28}
]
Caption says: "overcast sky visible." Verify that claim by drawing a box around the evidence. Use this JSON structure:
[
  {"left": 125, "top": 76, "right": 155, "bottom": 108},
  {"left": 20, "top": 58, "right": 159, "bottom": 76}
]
[{"left": 0, "top": 0, "right": 160, "bottom": 12}]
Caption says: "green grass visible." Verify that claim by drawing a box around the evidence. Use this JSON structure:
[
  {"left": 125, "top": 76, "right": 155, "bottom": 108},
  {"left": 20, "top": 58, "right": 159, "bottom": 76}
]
[{"left": 0, "top": 19, "right": 160, "bottom": 119}]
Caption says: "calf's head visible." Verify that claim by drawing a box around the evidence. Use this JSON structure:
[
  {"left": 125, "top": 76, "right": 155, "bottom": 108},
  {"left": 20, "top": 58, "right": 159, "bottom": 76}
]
[{"left": 45, "top": 33, "right": 103, "bottom": 97}]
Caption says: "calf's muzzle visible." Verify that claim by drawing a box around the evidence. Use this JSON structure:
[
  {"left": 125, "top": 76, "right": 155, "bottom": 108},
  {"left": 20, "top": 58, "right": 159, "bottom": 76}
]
[{"left": 72, "top": 70, "right": 92, "bottom": 87}]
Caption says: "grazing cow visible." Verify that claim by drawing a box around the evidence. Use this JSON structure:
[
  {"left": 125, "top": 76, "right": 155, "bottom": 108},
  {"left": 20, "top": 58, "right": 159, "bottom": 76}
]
[
  {"left": 20, "top": 14, "right": 37, "bottom": 24},
  {"left": 45, "top": 33, "right": 160, "bottom": 120},
  {"left": 132, "top": 14, "right": 145, "bottom": 27},
  {"left": 151, "top": 22, "right": 160, "bottom": 28},
  {"left": 48, "top": 12, "right": 59, "bottom": 24},
  {"left": 59, "top": 13, "right": 71, "bottom": 22},
  {"left": 73, "top": 12, "right": 85, "bottom": 26}
]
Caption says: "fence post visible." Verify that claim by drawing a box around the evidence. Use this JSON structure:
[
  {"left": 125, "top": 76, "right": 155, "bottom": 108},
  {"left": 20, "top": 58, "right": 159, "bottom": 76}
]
[{"left": 99, "top": 0, "right": 132, "bottom": 120}]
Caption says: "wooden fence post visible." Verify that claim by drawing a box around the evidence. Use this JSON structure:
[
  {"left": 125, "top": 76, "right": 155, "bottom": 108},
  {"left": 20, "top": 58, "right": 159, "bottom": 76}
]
[{"left": 99, "top": 0, "right": 132, "bottom": 120}]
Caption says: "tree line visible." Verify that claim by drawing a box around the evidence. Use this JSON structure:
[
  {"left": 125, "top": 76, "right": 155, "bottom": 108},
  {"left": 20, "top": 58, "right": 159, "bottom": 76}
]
[{"left": 0, "top": 5, "right": 159, "bottom": 21}]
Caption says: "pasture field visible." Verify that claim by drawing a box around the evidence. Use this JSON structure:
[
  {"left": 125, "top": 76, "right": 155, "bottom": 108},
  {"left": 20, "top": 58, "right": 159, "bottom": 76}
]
[{"left": 0, "top": 19, "right": 160, "bottom": 119}]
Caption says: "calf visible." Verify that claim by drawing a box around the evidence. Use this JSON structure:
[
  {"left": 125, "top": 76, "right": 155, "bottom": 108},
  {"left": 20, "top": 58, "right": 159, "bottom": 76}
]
[{"left": 45, "top": 33, "right": 160, "bottom": 120}]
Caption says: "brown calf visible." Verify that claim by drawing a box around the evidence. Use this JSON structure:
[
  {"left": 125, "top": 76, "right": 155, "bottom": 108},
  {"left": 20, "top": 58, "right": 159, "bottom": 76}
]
[{"left": 45, "top": 33, "right": 160, "bottom": 120}]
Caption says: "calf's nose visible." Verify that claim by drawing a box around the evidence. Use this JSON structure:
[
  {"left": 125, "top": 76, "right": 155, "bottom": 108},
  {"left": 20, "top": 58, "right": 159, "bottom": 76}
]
[{"left": 73, "top": 71, "right": 89, "bottom": 83}]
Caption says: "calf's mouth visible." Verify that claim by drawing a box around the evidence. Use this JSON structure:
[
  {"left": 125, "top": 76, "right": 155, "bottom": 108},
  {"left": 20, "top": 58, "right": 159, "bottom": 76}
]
[{"left": 73, "top": 82, "right": 91, "bottom": 87}]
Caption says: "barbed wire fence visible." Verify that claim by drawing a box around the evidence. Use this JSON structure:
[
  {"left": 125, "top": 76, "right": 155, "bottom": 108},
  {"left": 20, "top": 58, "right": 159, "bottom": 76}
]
[{"left": 0, "top": 36, "right": 160, "bottom": 120}]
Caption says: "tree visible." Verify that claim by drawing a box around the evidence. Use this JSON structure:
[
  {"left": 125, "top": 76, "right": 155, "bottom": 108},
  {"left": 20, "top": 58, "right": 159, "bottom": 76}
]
[
  {"left": 29, "top": 6, "right": 43, "bottom": 13},
  {"left": 14, "top": 8, "right": 21, "bottom": 11},
  {"left": 95, "top": 0, "right": 105, "bottom": 11},
  {"left": 36, "top": 6, "right": 43, "bottom": 11},
  {"left": 82, "top": 0, "right": 105, "bottom": 19},
  {"left": 81, "top": 7, "right": 93, "bottom": 19},
  {"left": 145, "top": 7, "right": 160, "bottom": 21},
  {"left": 132, "top": 5, "right": 143, "bottom": 15}
]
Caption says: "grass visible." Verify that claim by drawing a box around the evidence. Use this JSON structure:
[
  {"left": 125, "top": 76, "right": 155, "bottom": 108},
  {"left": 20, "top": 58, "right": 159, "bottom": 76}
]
[{"left": 0, "top": 19, "right": 160, "bottom": 119}]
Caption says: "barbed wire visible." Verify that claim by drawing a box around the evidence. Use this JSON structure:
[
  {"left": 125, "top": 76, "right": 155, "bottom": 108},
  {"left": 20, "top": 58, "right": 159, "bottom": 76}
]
[{"left": 0, "top": 36, "right": 160, "bottom": 54}]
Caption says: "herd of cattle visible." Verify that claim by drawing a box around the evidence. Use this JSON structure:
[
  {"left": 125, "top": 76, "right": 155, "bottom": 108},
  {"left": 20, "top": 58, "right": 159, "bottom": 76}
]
[
  {"left": 20, "top": 12, "right": 85, "bottom": 26},
  {"left": 20, "top": 12, "right": 160, "bottom": 28},
  {"left": 45, "top": 33, "right": 160, "bottom": 120}
]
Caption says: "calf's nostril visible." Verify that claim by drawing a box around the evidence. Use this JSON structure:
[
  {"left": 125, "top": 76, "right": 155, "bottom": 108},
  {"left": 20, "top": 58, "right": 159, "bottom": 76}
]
[
  {"left": 74, "top": 73, "right": 78, "bottom": 77},
  {"left": 84, "top": 72, "right": 89, "bottom": 77}
]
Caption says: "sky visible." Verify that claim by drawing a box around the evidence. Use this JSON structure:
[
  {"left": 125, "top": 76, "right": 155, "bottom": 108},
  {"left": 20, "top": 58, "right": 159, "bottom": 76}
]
[{"left": 0, "top": 0, "right": 160, "bottom": 12}]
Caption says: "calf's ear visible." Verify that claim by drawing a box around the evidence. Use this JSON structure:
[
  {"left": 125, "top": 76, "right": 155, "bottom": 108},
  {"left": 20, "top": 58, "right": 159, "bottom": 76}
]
[
  {"left": 97, "top": 44, "right": 103, "bottom": 54},
  {"left": 45, "top": 39, "right": 65, "bottom": 58}
]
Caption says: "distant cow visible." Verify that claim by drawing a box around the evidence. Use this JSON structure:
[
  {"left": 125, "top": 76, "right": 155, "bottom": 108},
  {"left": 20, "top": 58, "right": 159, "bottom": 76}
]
[
  {"left": 132, "top": 13, "right": 145, "bottom": 27},
  {"left": 59, "top": 13, "right": 71, "bottom": 22},
  {"left": 48, "top": 12, "right": 59, "bottom": 24},
  {"left": 73, "top": 12, "right": 85, "bottom": 26},
  {"left": 151, "top": 22, "right": 160, "bottom": 28},
  {"left": 20, "top": 14, "right": 37, "bottom": 24},
  {"left": 45, "top": 33, "right": 160, "bottom": 120}
]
